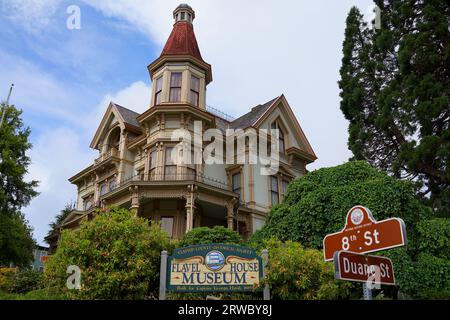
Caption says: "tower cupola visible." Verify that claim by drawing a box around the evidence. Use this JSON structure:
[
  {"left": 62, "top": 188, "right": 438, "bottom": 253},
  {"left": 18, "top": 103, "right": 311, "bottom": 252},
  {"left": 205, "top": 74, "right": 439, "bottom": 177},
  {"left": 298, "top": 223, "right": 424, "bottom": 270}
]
[{"left": 173, "top": 4, "right": 195, "bottom": 24}]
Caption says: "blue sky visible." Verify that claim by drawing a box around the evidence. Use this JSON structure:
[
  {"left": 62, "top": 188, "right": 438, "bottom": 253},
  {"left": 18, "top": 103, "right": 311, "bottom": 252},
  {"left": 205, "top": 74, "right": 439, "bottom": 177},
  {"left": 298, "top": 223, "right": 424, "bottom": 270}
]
[{"left": 0, "top": 0, "right": 374, "bottom": 245}]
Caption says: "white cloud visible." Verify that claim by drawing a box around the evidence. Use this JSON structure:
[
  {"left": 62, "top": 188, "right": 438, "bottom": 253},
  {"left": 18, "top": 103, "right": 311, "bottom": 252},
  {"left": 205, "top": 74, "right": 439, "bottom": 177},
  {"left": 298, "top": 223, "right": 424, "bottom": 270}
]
[
  {"left": 0, "top": 50, "right": 79, "bottom": 123},
  {"left": 0, "top": 0, "right": 60, "bottom": 34}
]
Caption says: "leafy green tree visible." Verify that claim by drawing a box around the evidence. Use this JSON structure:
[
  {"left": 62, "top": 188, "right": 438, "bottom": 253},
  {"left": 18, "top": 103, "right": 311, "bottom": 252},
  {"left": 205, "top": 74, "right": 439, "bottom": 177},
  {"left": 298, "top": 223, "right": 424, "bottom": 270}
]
[
  {"left": 178, "top": 226, "right": 242, "bottom": 247},
  {"left": 0, "top": 213, "right": 35, "bottom": 267},
  {"left": 0, "top": 104, "right": 38, "bottom": 266},
  {"left": 44, "top": 207, "right": 173, "bottom": 299},
  {"left": 338, "top": 3, "right": 449, "bottom": 212}
]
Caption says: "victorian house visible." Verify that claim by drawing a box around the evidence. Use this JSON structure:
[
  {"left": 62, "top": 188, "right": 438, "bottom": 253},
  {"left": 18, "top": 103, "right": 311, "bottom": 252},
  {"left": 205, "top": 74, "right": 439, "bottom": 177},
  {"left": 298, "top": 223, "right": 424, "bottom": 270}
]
[{"left": 46, "top": 4, "right": 316, "bottom": 250}]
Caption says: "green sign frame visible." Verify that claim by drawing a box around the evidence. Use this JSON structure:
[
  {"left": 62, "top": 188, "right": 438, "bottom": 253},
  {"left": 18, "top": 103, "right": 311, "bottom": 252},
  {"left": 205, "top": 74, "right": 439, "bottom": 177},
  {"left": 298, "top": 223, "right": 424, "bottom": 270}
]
[{"left": 166, "top": 244, "right": 264, "bottom": 293}]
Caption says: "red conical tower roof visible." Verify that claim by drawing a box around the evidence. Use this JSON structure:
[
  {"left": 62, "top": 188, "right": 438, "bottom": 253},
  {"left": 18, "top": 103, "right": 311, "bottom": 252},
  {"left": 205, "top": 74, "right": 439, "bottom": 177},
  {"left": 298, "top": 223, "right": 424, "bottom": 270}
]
[{"left": 161, "top": 21, "right": 204, "bottom": 62}]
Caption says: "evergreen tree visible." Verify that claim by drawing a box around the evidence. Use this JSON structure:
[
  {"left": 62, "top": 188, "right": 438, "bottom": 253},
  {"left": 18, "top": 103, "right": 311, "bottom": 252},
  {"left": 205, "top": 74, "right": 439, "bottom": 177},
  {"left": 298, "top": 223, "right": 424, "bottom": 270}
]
[
  {"left": 339, "top": 2, "right": 449, "bottom": 212},
  {"left": 0, "top": 103, "right": 39, "bottom": 266}
]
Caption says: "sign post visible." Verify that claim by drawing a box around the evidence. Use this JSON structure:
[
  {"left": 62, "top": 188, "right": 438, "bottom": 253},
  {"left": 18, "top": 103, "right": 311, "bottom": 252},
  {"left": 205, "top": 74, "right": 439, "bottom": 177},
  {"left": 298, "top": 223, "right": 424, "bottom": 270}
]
[
  {"left": 159, "top": 250, "right": 168, "bottom": 300},
  {"left": 262, "top": 249, "right": 270, "bottom": 301},
  {"left": 362, "top": 282, "right": 372, "bottom": 300}
]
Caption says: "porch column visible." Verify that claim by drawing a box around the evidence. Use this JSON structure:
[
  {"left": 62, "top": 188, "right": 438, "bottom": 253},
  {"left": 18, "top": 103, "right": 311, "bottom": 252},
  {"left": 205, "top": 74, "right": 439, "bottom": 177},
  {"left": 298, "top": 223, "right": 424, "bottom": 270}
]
[
  {"left": 226, "top": 198, "right": 237, "bottom": 230},
  {"left": 185, "top": 185, "right": 197, "bottom": 233},
  {"left": 129, "top": 186, "right": 140, "bottom": 216}
]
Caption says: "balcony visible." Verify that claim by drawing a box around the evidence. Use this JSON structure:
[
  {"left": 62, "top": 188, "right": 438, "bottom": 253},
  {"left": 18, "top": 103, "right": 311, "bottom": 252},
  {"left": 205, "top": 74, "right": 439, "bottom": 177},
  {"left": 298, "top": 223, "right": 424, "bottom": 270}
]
[
  {"left": 94, "top": 148, "right": 119, "bottom": 165},
  {"left": 101, "top": 166, "right": 231, "bottom": 199}
]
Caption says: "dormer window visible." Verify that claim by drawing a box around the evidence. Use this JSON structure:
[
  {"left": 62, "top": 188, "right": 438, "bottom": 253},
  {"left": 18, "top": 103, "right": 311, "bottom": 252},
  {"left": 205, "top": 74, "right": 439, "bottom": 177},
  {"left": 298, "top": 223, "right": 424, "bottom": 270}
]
[
  {"left": 154, "top": 77, "right": 163, "bottom": 105},
  {"left": 169, "top": 72, "right": 182, "bottom": 102},
  {"left": 190, "top": 75, "right": 200, "bottom": 106}
]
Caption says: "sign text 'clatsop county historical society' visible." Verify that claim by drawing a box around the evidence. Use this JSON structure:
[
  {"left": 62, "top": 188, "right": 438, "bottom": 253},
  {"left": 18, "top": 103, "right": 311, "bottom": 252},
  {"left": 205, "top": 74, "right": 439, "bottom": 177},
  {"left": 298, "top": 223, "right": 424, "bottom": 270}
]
[{"left": 166, "top": 244, "right": 263, "bottom": 292}]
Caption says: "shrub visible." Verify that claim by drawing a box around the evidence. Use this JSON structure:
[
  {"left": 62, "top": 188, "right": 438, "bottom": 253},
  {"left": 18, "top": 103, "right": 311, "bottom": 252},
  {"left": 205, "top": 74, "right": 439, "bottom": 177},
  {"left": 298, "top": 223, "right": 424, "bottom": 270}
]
[
  {"left": 0, "top": 267, "right": 16, "bottom": 291},
  {"left": 385, "top": 248, "right": 450, "bottom": 299},
  {"left": 178, "top": 226, "right": 242, "bottom": 247},
  {"left": 262, "top": 239, "right": 350, "bottom": 300},
  {"left": 8, "top": 269, "right": 43, "bottom": 294},
  {"left": 416, "top": 218, "right": 450, "bottom": 259},
  {"left": 0, "top": 287, "right": 68, "bottom": 300},
  {"left": 44, "top": 207, "right": 173, "bottom": 299}
]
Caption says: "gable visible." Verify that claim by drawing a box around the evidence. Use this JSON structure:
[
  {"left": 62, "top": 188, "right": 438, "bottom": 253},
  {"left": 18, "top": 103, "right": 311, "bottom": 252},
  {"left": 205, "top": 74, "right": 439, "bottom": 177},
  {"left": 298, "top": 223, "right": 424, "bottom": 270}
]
[
  {"left": 254, "top": 95, "right": 317, "bottom": 161},
  {"left": 89, "top": 102, "right": 141, "bottom": 150}
]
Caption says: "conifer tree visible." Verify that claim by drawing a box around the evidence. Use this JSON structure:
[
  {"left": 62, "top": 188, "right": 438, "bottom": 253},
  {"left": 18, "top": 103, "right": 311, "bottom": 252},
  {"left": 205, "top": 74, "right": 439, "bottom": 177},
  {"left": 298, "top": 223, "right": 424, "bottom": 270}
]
[
  {"left": 339, "top": 2, "right": 449, "bottom": 212},
  {"left": 0, "top": 103, "right": 38, "bottom": 266}
]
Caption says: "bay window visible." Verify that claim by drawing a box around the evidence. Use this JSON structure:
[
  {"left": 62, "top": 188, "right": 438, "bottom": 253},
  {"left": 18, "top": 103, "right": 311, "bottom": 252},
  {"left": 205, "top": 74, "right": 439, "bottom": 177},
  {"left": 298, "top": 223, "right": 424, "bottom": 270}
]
[
  {"left": 154, "top": 77, "right": 163, "bottom": 105},
  {"left": 190, "top": 75, "right": 200, "bottom": 106},
  {"left": 169, "top": 72, "right": 182, "bottom": 102}
]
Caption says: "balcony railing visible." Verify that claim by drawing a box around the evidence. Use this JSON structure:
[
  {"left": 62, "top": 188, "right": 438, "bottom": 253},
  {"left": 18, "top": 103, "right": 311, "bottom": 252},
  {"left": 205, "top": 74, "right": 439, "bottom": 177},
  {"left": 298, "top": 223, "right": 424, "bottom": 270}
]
[
  {"left": 101, "top": 166, "right": 232, "bottom": 198},
  {"left": 94, "top": 148, "right": 119, "bottom": 165},
  {"left": 206, "top": 105, "right": 235, "bottom": 122}
]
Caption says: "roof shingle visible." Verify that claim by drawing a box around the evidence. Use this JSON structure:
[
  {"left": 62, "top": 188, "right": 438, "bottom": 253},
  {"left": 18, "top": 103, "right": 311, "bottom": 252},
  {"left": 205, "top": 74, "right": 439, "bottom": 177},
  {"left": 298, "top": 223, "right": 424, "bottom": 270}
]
[
  {"left": 113, "top": 103, "right": 140, "bottom": 128},
  {"left": 229, "top": 96, "right": 279, "bottom": 130}
]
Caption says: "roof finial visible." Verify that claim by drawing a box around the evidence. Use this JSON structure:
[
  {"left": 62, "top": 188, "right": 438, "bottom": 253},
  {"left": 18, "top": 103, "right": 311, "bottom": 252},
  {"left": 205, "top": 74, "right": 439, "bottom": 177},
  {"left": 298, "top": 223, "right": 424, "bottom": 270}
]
[{"left": 173, "top": 4, "right": 195, "bottom": 24}]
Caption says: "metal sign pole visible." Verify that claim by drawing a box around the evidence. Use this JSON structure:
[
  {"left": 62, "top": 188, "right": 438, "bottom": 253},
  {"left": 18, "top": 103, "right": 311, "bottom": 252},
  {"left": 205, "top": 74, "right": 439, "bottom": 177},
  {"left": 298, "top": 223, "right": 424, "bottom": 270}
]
[
  {"left": 0, "top": 84, "right": 14, "bottom": 129},
  {"left": 363, "top": 282, "right": 372, "bottom": 300},
  {"left": 262, "top": 249, "right": 270, "bottom": 300},
  {"left": 159, "top": 250, "right": 168, "bottom": 300}
]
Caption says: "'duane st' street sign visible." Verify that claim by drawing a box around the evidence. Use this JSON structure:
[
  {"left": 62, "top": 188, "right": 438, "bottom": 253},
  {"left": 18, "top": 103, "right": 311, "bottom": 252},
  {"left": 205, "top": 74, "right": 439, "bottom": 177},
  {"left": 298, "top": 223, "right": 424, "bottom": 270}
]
[
  {"left": 333, "top": 250, "right": 395, "bottom": 285},
  {"left": 323, "top": 206, "right": 407, "bottom": 261},
  {"left": 166, "top": 244, "right": 264, "bottom": 293}
]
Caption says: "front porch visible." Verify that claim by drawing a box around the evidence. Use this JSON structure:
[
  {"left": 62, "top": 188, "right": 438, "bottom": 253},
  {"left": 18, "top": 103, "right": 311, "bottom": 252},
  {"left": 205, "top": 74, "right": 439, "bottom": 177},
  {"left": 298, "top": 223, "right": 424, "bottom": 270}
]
[{"left": 103, "top": 180, "right": 251, "bottom": 239}]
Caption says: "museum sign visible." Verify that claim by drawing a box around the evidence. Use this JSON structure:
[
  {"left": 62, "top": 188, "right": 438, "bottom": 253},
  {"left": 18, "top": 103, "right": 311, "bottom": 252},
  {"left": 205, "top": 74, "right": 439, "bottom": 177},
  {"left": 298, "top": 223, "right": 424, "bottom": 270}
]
[{"left": 165, "top": 244, "right": 264, "bottom": 293}]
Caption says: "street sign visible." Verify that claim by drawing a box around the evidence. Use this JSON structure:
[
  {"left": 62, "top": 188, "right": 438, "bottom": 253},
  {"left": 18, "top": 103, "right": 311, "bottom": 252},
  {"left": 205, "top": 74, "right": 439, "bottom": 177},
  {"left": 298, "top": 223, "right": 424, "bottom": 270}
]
[
  {"left": 334, "top": 251, "right": 395, "bottom": 285},
  {"left": 323, "top": 205, "right": 407, "bottom": 261}
]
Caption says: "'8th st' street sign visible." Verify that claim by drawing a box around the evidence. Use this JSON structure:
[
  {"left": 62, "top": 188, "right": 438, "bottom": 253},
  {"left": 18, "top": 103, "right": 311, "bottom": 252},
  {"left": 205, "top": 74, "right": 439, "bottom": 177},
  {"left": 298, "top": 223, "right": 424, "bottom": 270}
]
[{"left": 323, "top": 206, "right": 407, "bottom": 261}]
